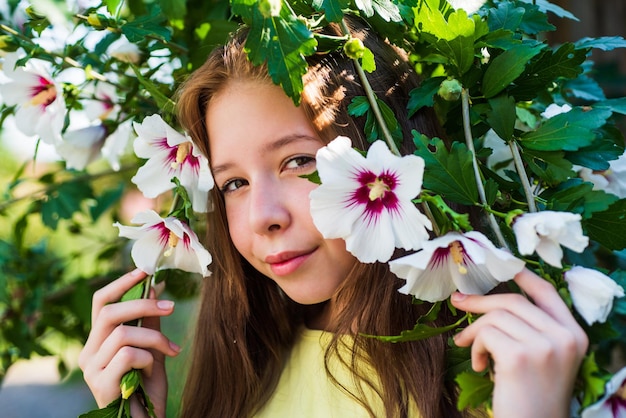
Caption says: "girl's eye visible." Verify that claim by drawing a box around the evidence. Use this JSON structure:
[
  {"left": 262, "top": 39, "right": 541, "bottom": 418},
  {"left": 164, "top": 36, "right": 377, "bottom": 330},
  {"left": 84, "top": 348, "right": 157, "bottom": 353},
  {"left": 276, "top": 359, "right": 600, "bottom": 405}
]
[
  {"left": 283, "top": 155, "right": 315, "bottom": 171},
  {"left": 220, "top": 178, "right": 248, "bottom": 194}
]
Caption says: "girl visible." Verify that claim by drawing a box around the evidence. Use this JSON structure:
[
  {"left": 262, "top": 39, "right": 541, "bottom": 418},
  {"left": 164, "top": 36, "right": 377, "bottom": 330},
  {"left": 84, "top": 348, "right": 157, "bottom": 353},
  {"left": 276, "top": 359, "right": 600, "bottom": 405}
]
[{"left": 78, "top": 18, "right": 588, "bottom": 418}]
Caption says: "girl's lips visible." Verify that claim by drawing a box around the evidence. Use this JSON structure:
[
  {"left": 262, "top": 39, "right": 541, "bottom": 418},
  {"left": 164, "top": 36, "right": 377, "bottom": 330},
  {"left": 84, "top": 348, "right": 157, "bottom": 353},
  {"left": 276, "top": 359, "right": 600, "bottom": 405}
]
[{"left": 266, "top": 249, "right": 316, "bottom": 276}]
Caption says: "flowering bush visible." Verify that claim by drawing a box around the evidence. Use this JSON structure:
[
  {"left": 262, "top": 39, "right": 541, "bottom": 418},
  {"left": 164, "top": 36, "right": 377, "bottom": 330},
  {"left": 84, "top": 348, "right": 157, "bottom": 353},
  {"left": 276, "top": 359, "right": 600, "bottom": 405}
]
[{"left": 1, "top": 0, "right": 626, "bottom": 417}]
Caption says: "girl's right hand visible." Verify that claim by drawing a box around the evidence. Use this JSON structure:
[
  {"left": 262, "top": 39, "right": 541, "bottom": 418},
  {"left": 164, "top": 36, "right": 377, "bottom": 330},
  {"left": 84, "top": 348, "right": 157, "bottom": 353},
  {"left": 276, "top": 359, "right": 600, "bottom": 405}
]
[{"left": 78, "top": 269, "right": 181, "bottom": 418}]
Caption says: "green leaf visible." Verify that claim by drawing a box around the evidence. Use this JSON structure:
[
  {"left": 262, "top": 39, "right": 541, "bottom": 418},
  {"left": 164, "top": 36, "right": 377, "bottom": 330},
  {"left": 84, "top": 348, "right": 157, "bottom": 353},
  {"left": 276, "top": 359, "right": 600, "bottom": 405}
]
[
  {"left": 41, "top": 181, "right": 94, "bottom": 230},
  {"left": 366, "top": 313, "right": 466, "bottom": 342},
  {"left": 104, "top": 0, "right": 123, "bottom": 16},
  {"left": 349, "top": 96, "right": 402, "bottom": 146},
  {"left": 79, "top": 398, "right": 126, "bottom": 418},
  {"left": 121, "top": 6, "right": 171, "bottom": 42},
  {"left": 311, "top": 0, "right": 348, "bottom": 22},
  {"left": 517, "top": 2, "right": 555, "bottom": 34},
  {"left": 407, "top": 77, "right": 445, "bottom": 117},
  {"left": 519, "top": 0, "right": 578, "bottom": 21},
  {"left": 354, "top": 0, "right": 401, "bottom": 21},
  {"left": 158, "top": 0, "right": 187, "bottom": 20},
  {"left": 90, "top": 183, "right": 125, "bottom": 221},
  {"left": 585, "top": 199, "right": 626, "bottom": 251},
  {"left": 241, "top": 8, "right": 317, "bottom": 105},
  {"left": 523, "top": 149, "right": 573, "bottom": 186},
  {"left": 433, "top": 35, "right": 475, "bottom": 76},
  {"left": 415, "top": 7, "right": 476, "bottom": 41},
  {"left": 482, "top": 43, "right": 544, "bottom": 98},
  {"left": 348, "top": 96, "right": 370, "bottom": 117},
  {"left": 486, "top": 94, "right": 516, "bottom": 141},
  {"left": 565, "top": 126, "right": 625, "bottom": 171},
  {"left": 509, "top": 43, "right": 587, "bottom": 101},
  {"left": 413, "top": 134, "right": 479, "bottom": 205},
  {"left": 300, "top": 170, "right": 321, "bottom": 185},
  {"left": 359, "top": 46, "right": 376, "bottom": 73},
  {"left": 455, "top": 371, "right": 494, "bottom": 410},
  {"left": 542, "top": 179, "right": 618, "bottom": 219},
  {"left": 487, "top": 1, "right": 525, "bottom": 32},
  {"left": 593, "top": 97, "right": 626, "bottom": 116},
  {"left": 121, "top": 281, "right": 146, "bottom": 302},
  {"left": 563, "top": 74, "right": 606, "bottom": 102},
  {"left": 579, "top": 353, "right": 609, "bottom": 408},
  {"left": 520, "top": 107, "right": 612, "bottom": 151},
  {"left": 575, "top": 36, "right": 626, "bottom": 51},
  {"left": 131, "top": 66, "right": 176, "bottom": 114},
  {"left": 169, "top": 177, "right": 194, "bottom": 222}
]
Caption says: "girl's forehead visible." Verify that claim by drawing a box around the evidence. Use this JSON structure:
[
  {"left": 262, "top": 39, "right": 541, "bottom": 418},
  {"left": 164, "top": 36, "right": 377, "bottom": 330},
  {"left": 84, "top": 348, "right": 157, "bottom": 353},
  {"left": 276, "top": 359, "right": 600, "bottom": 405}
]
[{"left": 206, "top": 81, "right": 319, "bottom": 163}]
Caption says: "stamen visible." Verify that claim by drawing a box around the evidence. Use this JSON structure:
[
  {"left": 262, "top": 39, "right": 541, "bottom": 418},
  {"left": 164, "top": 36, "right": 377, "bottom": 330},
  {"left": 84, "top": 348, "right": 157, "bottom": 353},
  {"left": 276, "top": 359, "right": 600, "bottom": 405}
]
[
  {"left": 171, "top": 142, "right": 191, "bottom": 169},
  {"left": 164, "top": 231, "right": 179, "bottom": 257},
  {"left": 449, "top": 241, "right": 467, "bottom": 274},
  {"left": 367, "top": 177, "right": 390, "bottom": 201}
]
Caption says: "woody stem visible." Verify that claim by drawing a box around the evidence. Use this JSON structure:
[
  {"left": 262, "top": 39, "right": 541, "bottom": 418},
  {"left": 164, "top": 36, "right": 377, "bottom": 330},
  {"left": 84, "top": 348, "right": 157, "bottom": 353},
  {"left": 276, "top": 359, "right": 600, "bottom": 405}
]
[
  {"left": 339, "top": 19, "right": 400, "bottom": 157},
  {"left": 508, "top": 140, "right": 537, "bottom": 212},
  {"left": 461, "top": 89, "right": 508, "bottom": 249}
]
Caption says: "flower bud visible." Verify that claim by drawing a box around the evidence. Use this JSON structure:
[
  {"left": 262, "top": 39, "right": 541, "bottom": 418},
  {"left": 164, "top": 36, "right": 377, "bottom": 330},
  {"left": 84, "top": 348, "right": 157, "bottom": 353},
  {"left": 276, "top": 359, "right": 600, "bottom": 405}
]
[
  {"left": 120, "top": 370, "right": 141, "bottom": 400},
  {"left": 343, "top": 38, "right": 365, "bottom": 60},
  {"left": 87, "top": 13, "right": 110, "bottom": 30},
  {"left": 258, "top": 0, "right": 281, "bottom": 18},
  {"left": 0, "top": 35, "right": 18, "bottom": 51},
  {"left": 438, "top": 78, "right": 463, "bottom": 101}
]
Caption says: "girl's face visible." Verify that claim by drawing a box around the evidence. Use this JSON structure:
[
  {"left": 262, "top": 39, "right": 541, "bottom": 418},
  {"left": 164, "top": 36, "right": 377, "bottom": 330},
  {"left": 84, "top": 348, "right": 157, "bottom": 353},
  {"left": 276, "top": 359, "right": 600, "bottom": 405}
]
[{"left": 207, "top": 80, "right": 356, "bottom": 305}]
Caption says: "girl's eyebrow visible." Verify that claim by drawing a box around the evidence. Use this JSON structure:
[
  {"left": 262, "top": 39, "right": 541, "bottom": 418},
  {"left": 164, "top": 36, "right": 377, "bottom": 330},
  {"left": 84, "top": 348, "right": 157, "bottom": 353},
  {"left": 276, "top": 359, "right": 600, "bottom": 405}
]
[{"left": 211, "top": 134, "right": 319, "bottom": 177}]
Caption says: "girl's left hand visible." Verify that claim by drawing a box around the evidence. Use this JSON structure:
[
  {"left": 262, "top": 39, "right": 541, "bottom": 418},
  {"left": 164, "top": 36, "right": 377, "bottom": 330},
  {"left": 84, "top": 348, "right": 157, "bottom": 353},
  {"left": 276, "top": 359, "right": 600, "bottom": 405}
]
[{"left": 451, "top": 268, "right": 588, "bottom": 418}]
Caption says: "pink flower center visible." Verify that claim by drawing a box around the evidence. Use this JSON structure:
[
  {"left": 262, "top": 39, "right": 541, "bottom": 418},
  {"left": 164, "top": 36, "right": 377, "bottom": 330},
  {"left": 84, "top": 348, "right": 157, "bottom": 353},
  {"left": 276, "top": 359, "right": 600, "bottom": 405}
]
[
  {"left": 429, "top": 240, "right": 470, "bottom": 274},
  {"left": 29, "top": 77, "right": 56, "bottom": 107},
  {"left": 610, "top": 380, "right": 626, "bottom": 415},
  {"left": 351, "top": 170, "right": 399, "bottom": 219},
  {"left": 161, "top": 140, "right": 200, "bottom": 173}
]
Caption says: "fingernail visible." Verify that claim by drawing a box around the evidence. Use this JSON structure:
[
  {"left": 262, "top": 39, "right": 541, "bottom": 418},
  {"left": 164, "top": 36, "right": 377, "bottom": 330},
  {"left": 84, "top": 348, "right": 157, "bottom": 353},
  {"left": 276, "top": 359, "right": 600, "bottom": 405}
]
[
  {"left": 157, "top": 300, "right": 175, "bottom": 310},
  {"left": 451, "top": 292, "right": 467, "bottom": 302},
  {"left": 130, "top": 268, "right": 144, "bottom": 277},
  {"left": 169, "top": 341, "right": 181, "bottom": 353}
]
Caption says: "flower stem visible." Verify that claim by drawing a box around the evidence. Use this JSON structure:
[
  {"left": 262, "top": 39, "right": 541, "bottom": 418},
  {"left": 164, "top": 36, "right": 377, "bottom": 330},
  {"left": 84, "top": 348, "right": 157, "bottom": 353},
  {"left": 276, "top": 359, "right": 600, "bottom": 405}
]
[
  {"left": 339, "top": 19, "right": 400, "bottom": 157},
  {"left": 136, "top": 275, "right": 153, "bottom": 328},
  {"left": 118, "top": 399, "right": 126, "bottom": 418},
  {"left": 460, "top": 89, "right": 508, "bottom": 249},
  {"left": 508, "top": 140, "right": 537, "bottom": 212}
]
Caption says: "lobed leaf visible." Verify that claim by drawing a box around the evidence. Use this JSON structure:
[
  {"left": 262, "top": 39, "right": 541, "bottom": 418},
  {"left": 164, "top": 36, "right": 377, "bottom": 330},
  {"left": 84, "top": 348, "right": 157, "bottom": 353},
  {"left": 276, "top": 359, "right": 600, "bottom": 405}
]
[
  {"left": 455, "top": 371, "right": 494, "bottom": 410},
  {"left": 482, "top": 43, "right": 544, "bottom": 98},
  {"left": 412, "top": 134, "right": 479, "bottom": 205},
  {"left": 242, "top": 8, "right": 317, "bottom": 105},
  {"left": 520, "top": 107, "right": 612, "bottom": 152},
  {"left": 311, "top": 0, "right": 348, "bottom": 22},
  {"left": 585, "top": 199, "right": 626, "bottom": 251}
]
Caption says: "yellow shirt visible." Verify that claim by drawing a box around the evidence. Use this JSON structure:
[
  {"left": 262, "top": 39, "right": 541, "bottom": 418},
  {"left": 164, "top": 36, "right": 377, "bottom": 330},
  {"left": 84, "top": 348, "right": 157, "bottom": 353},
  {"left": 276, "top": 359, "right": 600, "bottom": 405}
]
[{"left": 254, "top": 327, "right": 420, "bottom": 418}]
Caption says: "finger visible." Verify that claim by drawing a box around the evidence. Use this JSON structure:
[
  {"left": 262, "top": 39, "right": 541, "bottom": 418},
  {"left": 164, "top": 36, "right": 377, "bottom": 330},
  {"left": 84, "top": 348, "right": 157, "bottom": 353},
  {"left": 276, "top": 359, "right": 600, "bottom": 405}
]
[
  {"left": 94, "top": 325, "right": 180, "bottom": 370},
  {"left": 450, "top": 291, "right": 562, "bottom": 335},
  {"left": 513, "top": 268, "right": 578, "bottom": 328},
  {"left": 83, "top": 346, "right": 155, "bottom": 407},
  {"left": 467, "top": 325, "right": 512, "bottom": 372},
  {"left": 92, "top": 269, "right": 148, "bottom": 325},
  {"left": 82, "top": 299, "right": 175, "bottom": 359},
  {"left": 454, "top": 309, "right": 541, "bottom": 348}
]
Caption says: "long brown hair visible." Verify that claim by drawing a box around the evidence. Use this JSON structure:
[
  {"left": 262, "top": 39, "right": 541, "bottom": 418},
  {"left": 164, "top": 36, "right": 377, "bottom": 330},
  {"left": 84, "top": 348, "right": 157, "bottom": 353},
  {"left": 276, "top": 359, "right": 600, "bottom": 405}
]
[{"left": 175, "top": 17, "right": 468, "bottom": 418}]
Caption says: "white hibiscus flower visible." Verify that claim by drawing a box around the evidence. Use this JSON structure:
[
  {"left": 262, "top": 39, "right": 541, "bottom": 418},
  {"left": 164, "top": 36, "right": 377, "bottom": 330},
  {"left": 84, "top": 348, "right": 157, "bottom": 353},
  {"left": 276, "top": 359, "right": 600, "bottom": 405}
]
[
  {"left": 390, "top": 231, "right": 525, "bottom": 302},
  {"left": 512, "top": 211, "right": 588, "bottom": 268},
  {"left": 114, "top": 209, "right": 212, "bottom": 276},
  {"left": 309, "top": 136, "right": 431, "bottom": 263}
]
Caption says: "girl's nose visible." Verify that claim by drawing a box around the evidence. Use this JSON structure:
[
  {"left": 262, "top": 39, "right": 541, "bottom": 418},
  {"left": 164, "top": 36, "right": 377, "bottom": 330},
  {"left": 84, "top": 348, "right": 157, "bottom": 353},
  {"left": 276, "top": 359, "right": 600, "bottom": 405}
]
[{"left": 248, "top": 177, "right": 291, "bottom": 234}]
